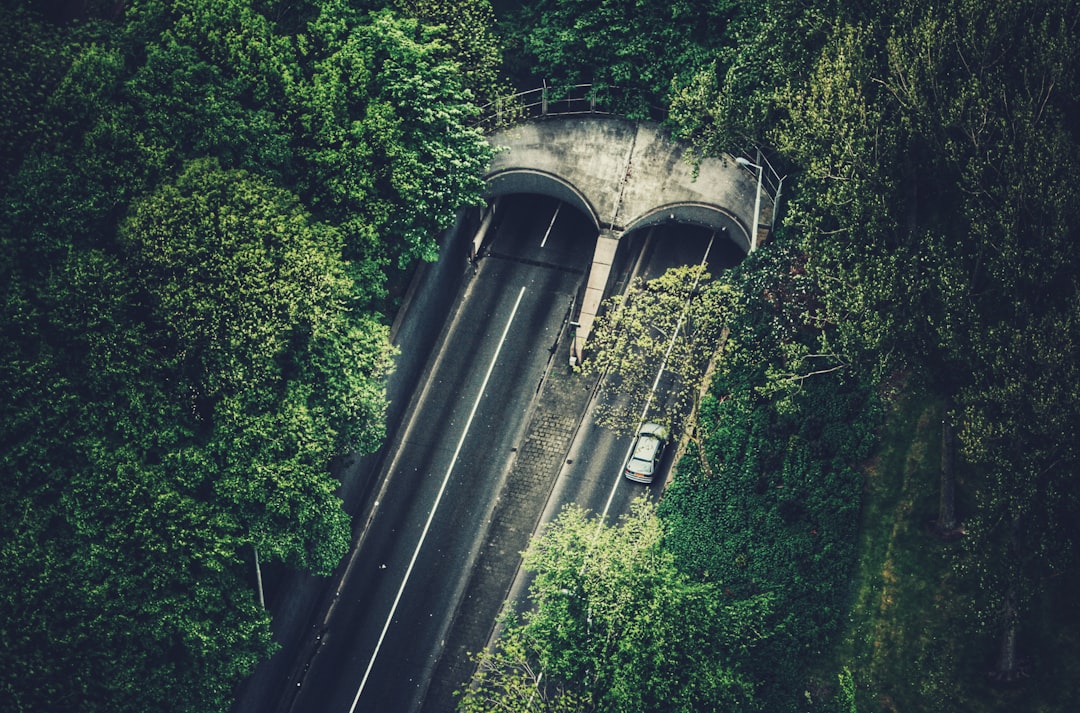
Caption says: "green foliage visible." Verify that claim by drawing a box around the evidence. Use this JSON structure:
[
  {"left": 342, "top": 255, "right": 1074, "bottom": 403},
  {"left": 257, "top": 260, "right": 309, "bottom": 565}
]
[
  {"left": 461, "top": 500, "right": 767, "bottom": 712},
  {"left": 776, "top": 0, "right": 1080, "bottom": 678},
  {"left": 119, "top": 158, "right": 392, "bottom": 572},
  {"left": 0, "top": 155, "right": 392, "bottom": 709},
  {"left": 658, "top": 242, "right": 878, "bottom": 711},
  {"left": 670, "top": 0, "right": 838, "bottom": 151},
  {"left": 954, "top": 299, "right": 1080, "bottom": 647},
  {"left": 121, "top": 159, "right": 356, "bottom": 405},
  {"left": 503, "top": 0, "right": 737, "bottom": 116},
  {"left": 767, "top": 21, "right": 930, "bottom": 388},
  {"left": 660, "top": 382, "right": 874, "bottom": 708},
  {"left": 394, "top": 0, "right": 508, "bottom": 106},
  {"left": 0, "top": 238, "right": 278, "bottom": 711},
  {"left": 663, "top": 0, "right": 1080, "bottom": 701},
  {"left": 125, "top": 1, "right": 295, "bottom": 180},
  {"left": 836, "top": 667, "right": 857, "bottom": 713},
  {"left": 581, "top": 264, "right": 735, "bottom": 433},
  {"left": 0, "top": 6, "right": 71, "bottom": 188},
  {"left": 1, "top": 0, "right": 491, "bottom": 709},
  {"left": 296, "top": 7, "right": 492, "bottom": 274}
]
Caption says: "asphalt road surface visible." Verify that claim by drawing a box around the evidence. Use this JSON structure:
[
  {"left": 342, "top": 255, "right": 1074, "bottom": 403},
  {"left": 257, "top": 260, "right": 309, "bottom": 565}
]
[
  {"left": 498, "top": 215, "right": 745, "bottom": 623},
  {"left": 556, "top": 217, "right": 743, "bottom": 518},
  {"left": 246, "top": 195, "right": 746, "bottom": 713},
  {"left": 287, "top": 195, "right": 594, "bottom": 713}
]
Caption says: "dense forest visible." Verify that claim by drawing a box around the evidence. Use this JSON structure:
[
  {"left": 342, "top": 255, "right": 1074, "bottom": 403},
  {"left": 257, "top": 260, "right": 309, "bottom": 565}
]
[
  {"left": 2, "top": 0, "right": 1078, "bottom": 712},
  {"left": 0, "top": 0, "right": 497, "bottom": 709}
]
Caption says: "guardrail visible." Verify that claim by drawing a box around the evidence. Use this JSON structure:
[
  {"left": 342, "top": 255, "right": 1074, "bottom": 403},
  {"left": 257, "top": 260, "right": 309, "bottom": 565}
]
[{"left": 474, "top": 83, "right": 666, "bottom": 133}]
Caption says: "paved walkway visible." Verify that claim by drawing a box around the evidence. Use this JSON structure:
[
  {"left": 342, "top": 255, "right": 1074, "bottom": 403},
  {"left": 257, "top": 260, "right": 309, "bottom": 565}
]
[{"left": 420, "top": 329, "right": 598, "bottom": 712}]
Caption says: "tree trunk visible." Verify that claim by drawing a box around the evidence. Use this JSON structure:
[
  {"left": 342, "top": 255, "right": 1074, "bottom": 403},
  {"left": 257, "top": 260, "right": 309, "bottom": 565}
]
[
  {"left": 930, "top": 407, "right": 964, "bottom": 539},
  {"left": 997, "top": 614, "right": 1017, "bottom": 677},
  {"left": 254, "top": 545, "right": 265, "bottom": 609},
  {"left": 990, "top": 523, "right": 1030, "bottom": 683},
  {"left": 990, "top": 586, "right": 1027, "bottom": 682},
  {"left": 937, "top": 410, "right": 958, "bottom": 532}
]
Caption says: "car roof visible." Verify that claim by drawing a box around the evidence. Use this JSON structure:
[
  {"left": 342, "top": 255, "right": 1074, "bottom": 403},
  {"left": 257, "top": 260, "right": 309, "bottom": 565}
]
[{"left": 632, "top": 432, "right": 663, "bottom": 461}]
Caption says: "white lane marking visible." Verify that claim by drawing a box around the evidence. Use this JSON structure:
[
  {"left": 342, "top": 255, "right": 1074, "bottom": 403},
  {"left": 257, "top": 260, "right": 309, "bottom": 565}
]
[
  {"left": 539, "top": 204, "right": 561, "bottom": 248},
  {"left": 598, "top": 230, "right": 717, "bottom": 523},
  {"left": 348, "top": 285, "right": 528, "bottom": 713}
]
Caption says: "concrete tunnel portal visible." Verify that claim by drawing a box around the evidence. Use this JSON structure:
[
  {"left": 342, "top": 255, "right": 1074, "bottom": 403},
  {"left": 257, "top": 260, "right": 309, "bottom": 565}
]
[{"left": 476, "top": 115, "right": 774, "bottom": 361}]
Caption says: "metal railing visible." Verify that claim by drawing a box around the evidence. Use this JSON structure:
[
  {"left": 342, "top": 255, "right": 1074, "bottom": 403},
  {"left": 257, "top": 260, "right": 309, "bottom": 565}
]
[
  {"left": 732, "top": 149, "right": 788, "bottom": 236},
  {"left": 474, "top": 83, "right": 666, "bottom": 133}
]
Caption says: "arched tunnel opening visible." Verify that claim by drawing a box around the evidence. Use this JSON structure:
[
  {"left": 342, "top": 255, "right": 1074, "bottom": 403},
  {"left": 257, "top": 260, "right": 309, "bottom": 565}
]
[
  {"left": 474, "top": 166, "right": 753, "bottom": 363},
  {"left": 465, "top": 195, "right": 747, "bottom": 290},
  {"left": 476, "top": 169, "right": 749, "bottom": 276},
  {"left": 468, "top": 193, "right": 599, "bottom": 262}
]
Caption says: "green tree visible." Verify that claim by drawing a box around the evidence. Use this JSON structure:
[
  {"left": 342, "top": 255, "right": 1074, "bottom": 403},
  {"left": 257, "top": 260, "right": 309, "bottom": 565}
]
[
  {"left": 394, "top": 0, "right": 507, "bottom": 106},
  {"left": 505, "top": 0, "right": 737, "bottom": 116},
  {"left": 669, "top": 0, "right": 839, "bottom": 152},
  {"left": 119, "top": 158, "right": 393, "bottom": 572},
  {"left": 761, "top": 0, "right": 1080, "bottom": 687},
  {"left": 0, "top": 155, "right": 397, "bottom": 711},
  {"left": 0, "top": 6, "right": 72, "bottom": 189},
  {"left": 768, "top": 21, "right": 920, "bottom": 387},
  {"left": 300, "top": 6, "right": 492, "bottom": 276},
  {"left": 957, "top": 303, "right": 1080, "bottom": 678},
  {"left": 0, "top": 242, "right": 277, "bottom": 712},
  {"left": 580, "top": 264, "right": 734, "bottom": 434},
  {"left": 461, "top": 499, "right": 767, "bottom": 713},
  {"left": 880, "top": 0, "right": 1080, "bottom": 676},
  {"left": 124, "top": 0, "right": 296, "bottom": 181}
]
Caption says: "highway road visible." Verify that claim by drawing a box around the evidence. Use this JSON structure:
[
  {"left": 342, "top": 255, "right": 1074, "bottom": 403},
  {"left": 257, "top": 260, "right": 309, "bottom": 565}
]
[
  {"left": 495, "top": 214, "right": 744, "bottom": 633},
  {"left": 269, "top": 195, "right": 745, "bottom": 713},
  {"left": 539, "top": 223, "right": 741, "bottom": 524},
  {"left": 287, "top": 195, "right": 593, "bottom": 712}
]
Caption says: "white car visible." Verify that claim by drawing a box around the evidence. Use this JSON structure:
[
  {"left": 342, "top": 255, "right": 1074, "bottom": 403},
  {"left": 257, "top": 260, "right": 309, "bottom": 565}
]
[{"left": 623, "top": 423, "right": 669, "bottom": 483}]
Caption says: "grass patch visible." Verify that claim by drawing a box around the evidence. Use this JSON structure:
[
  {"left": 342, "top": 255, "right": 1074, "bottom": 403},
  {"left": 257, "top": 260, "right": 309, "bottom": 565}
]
[{"left": 819, "top": 389, "right": 1080, "bottom": 712}]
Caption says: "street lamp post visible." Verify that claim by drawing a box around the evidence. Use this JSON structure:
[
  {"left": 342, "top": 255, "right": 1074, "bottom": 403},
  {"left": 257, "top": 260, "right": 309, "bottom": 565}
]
[{"left": 735, "top": 156, "right": 763, "bottom": 252}]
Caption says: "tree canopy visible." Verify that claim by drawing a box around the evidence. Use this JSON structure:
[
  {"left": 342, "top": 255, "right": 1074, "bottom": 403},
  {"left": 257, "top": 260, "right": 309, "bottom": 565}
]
[
  {"left": 460, "top": 500, "right": 768, "bottom": 713},
  {"left": 579, "top": 264, "right": 734, "bottom": 434},
  {"left": 0, "top": 0, "right": 494, "bottom": 709},
  {"left": 501, "top": 0, "right": 738, "bottom": 116}
]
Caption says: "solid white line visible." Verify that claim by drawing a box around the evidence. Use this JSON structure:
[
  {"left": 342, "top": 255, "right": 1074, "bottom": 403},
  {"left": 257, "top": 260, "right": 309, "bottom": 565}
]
[
  {"left": 599, "top": 439, "right": 637, "bottom": 524},
  {"left": 348, "top": 285, "right": 528, "bottom": 713},
  {"left": 539, "top": 204, "right": 561, "bottom": 248}
]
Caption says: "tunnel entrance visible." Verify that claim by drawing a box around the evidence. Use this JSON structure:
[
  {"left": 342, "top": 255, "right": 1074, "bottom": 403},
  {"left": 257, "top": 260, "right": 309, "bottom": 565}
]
[{"left": 466, "top": 193, "right": 750, "bottom": 361}]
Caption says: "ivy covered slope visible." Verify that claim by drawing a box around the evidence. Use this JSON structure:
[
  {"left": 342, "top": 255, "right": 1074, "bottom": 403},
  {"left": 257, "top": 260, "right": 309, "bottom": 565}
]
[
  {"left": 0, "top": 1, "right": 494, "bottom": 711},
  {"left": 657, "top": 244, "right": 878, "bottom": 713}
]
